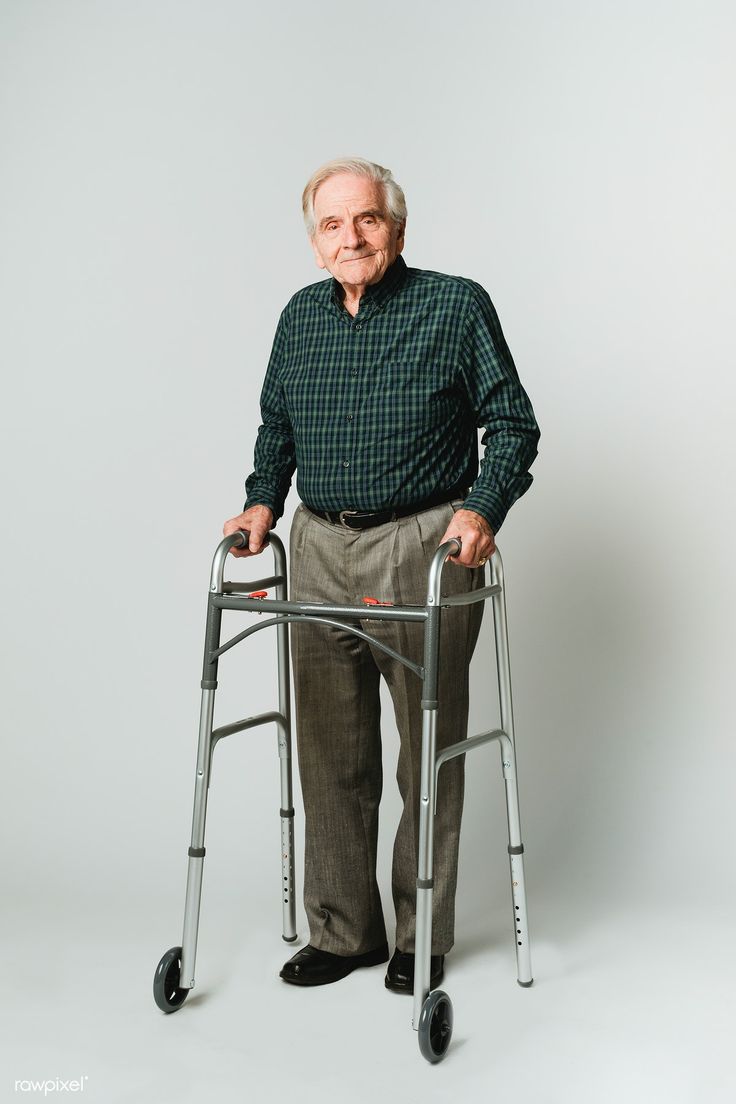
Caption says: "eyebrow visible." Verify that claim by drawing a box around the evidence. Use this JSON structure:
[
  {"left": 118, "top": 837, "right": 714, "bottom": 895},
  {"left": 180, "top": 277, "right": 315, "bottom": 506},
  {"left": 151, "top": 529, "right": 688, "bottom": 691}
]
[{"left": 318, "top": 209, "right": 384, "bottom": 229}]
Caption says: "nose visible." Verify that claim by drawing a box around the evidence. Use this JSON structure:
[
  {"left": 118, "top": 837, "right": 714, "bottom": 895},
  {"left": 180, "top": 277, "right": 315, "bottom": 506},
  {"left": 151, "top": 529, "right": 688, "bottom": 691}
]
[{"left": 341, "top": 220, "right": 363, "bottom": 251}]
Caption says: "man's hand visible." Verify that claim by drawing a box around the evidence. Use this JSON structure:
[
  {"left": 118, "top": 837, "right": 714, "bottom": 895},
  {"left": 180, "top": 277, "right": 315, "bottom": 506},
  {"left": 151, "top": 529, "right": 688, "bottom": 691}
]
[
  {"left": 222, "top": 505, "right": 274, "bottom": 557},
  {"left": 439, "top": 508, "right": 496, "bottom": 568}
]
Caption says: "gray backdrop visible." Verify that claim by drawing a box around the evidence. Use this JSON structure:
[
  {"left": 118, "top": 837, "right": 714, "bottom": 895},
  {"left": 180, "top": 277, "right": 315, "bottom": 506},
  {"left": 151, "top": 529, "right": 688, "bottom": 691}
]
[{"left": 2, "top": 1, "right": 734, "bottom": 1101}]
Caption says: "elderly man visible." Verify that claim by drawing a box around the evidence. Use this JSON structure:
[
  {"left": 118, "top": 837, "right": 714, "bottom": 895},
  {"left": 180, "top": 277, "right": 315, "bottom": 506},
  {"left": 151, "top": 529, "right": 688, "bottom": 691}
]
[{"left": 223, "top": 156, "right": 540, "bottom": 992}]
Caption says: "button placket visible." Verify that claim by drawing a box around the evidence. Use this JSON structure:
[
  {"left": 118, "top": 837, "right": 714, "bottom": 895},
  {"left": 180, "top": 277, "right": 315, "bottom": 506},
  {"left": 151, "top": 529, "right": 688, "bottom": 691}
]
[{"left": 343, "top": 314, "right": 366, "bottom": 496}]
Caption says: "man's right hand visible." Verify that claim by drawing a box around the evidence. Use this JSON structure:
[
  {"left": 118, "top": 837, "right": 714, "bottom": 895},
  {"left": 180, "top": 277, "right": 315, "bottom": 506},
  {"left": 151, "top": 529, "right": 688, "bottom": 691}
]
[{"left": 222, "top": 504, "right": 274, "bottom": 557}]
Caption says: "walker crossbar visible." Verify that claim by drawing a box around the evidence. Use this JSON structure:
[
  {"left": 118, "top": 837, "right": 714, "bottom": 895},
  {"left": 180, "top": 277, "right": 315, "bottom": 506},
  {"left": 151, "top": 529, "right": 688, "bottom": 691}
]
[
  {"left": 212, "top": 614, "right": 425, "bottom": 678},
  {"left": 210, "top": 710, "right": 288, "bottom": 750},
  {"left": 211, "top": 594, "right": 428, "bottom": 620},
  {"left": 153, "top": 525, "right": 534, "bottom": 1065},
  {"left": 221, "top": 577, "right": 287, "bottom": 593},
  {"left": 434, "top": 727, "right": 511, "bottom": 807}
]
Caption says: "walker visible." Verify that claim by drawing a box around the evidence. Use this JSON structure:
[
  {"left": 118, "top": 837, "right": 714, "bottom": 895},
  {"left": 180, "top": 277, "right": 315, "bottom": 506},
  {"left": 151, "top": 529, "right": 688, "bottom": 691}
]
[{"left": 153, "top": 527, "right": 533, "bottom": 1063}]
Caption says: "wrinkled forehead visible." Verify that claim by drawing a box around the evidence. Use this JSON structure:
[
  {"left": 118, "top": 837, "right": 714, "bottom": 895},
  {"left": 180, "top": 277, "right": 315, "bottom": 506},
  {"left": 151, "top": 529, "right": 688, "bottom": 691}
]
[{"left": 312, "top": 173, "right": 386, "bottom": 217}]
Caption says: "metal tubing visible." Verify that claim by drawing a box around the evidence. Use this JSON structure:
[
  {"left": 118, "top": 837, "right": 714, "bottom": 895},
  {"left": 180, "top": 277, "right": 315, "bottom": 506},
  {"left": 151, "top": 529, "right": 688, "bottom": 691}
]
[
  {"left": 211, "top": 594, "right": 427, "bottom": 621},
  {"left": 175, "top": 528, "right": 536, "bottom": 1019},
  {"left": 273, "top": 538, "right": 297, "bottom": 942},
  {"left": 491, "top": 550, "right": 533, "bottom": 986},
  {"left": 210, "top": 710, "right": 287, "bottom": 746},
  {"left": 211, "top": 614, "right": 424, "bottom": 678},
  {"left": 413, "top": 709, "right": 437, "bottom": 1030},
  {"left": 412, "top": 538, "right": 459, "bottom": 1030},
  {"left": 425, "top": 539, "right": 460, "bottom": 606},
  {"left": 439, "top": 583, "right": 501, "bottom": 606},
  {"left": 200, "top": 597, "right": 223, "bottom": 688},
  {"left": 180, "top": 687, "right": 216, "bottom": 989},
  {"left": 207, "top": 710, "right": 289, "bottom": 781},
  {"left": 222, "top": 577, "right": 285, "bottom": 594},
  {"left": 209, "top": 532, "right": 286, "bottom": 595},
  {"left": 433, "top": 728, "right": 507, "bottom": 814}
]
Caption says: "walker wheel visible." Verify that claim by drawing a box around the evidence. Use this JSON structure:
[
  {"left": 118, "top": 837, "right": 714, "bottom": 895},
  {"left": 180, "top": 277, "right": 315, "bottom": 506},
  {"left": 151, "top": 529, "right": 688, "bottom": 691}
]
[
  {"left": 418, "top": 989, "right": 453, "bottom": 1063},
  {"left": 153, "top": 946, "right": 189, "bottom": 1013}
]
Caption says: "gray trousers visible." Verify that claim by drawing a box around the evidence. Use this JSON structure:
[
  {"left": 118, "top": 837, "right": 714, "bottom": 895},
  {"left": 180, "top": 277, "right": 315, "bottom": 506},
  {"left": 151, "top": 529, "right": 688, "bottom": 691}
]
[{"left": 288, "top": 498, "right": 485, "bottom": 957}]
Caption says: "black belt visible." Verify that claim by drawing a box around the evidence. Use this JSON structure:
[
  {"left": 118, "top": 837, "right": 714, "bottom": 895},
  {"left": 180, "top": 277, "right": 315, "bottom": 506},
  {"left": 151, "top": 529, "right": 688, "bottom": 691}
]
[{"left": 303, "top": 487, "right": 469, "bottom": 531}]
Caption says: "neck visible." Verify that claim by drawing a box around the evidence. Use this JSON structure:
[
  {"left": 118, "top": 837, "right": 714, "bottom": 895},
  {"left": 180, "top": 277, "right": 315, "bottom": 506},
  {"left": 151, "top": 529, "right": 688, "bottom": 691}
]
[
  {"left": 340, "top": 283, "right": 364, "bottom": 317},
  {"left": 337, "top": 278, "right": 370, "bottom": 317}
]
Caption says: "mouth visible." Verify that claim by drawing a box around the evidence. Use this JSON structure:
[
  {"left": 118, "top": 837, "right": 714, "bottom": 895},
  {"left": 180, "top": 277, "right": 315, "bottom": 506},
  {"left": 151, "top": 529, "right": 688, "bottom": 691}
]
[{"left": 342, "top": 254, "right": 375, "bottom": 262}]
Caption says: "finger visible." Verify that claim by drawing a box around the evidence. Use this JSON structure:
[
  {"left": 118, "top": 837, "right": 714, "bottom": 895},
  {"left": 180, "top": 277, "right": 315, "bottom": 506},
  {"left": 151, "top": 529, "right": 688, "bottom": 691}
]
[
  {"left": 445, "top": 543, "right": 472, "bottom": 565},
  {"left": 223, "top": 524, "right": 252, "bottom": 556},
  {"left": 228, "top": 535, "right": 253, "bottom": 555},
  {"left": 442, "top": 533, "right": 463, "bottom": 555},
  {"left": 454, "top": 539, "right": 478, "bottom": 566},
  {"left": 465, "top": 542, "right": 483, "bottom": 561}
]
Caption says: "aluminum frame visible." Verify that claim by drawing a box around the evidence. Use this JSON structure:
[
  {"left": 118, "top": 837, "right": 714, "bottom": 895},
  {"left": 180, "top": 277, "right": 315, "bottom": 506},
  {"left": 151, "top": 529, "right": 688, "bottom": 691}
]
[{"left": 175, "top": 527, "right": 533, "bottom": 1051}]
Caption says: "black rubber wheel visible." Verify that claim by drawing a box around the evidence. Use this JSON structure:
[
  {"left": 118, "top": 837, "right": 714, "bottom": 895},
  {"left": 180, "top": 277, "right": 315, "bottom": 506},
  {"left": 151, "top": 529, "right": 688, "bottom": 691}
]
[
  {"left": 153, "top": 946, "right": 189, "bottom": 1013},
  {"left": 418, "top": 989, "right": 453, "bottom": 1064}
]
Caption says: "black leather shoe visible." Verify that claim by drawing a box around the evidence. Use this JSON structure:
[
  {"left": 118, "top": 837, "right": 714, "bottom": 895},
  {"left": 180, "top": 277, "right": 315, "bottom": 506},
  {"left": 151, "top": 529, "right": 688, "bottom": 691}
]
[
  {"left": 384, "top": 949, "right": 445, "bottom": 993},
  {"left": 279, "top": 942, "right": 389, "bottom": 986}
]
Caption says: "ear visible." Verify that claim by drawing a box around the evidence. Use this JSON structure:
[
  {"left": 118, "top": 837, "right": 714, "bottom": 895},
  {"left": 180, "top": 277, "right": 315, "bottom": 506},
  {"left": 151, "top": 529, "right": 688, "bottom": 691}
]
[
  {"left": 309, "top": 235, "right": 326, "bottom": 270},
  {"left": 396, "top": 218, "right": 407, "bottom": 253}
]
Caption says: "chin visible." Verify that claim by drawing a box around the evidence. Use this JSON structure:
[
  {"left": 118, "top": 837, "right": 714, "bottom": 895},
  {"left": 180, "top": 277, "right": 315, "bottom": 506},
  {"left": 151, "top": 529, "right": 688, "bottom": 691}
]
[{"left": 342, "top": 261, "right": 378, "bottom": 279}]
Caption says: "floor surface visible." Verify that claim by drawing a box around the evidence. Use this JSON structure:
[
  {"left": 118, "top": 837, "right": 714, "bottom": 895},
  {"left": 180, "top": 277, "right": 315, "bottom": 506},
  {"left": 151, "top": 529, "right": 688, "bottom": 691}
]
[{"left": 4, "top": 891, "right": 733, "bottom": 1104}]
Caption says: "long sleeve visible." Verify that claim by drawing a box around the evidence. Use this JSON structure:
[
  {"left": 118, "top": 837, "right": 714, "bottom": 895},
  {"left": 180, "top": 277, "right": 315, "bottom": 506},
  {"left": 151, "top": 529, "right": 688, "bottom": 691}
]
[
  {"left": 458, "top": 285, "right": 540, "bottom": 534},
  {"left": 243, "top": 311, "right": 297, "bottom": 524}
]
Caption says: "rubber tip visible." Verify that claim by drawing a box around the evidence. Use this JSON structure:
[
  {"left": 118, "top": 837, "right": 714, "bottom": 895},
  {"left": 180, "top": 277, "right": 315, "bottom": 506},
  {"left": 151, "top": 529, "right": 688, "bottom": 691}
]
[
  {"left": 282, "top": 934, "right": 299, "bottom": 943},
  {"left": 517, "top": 978, "right": 534, "bottom": 988}
]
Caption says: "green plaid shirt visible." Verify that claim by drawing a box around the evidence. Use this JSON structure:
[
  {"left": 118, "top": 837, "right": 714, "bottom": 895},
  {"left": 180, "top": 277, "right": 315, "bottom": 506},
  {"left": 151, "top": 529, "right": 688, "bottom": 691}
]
[{"left": 244, "top": 254, "right": 540, "bottom": 534}]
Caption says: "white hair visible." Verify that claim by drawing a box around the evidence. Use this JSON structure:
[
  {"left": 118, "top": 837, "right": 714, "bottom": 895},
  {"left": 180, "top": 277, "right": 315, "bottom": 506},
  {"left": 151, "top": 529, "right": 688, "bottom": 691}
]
[{"left": 301, "top": 156, "right": 407, "bottom": 237}]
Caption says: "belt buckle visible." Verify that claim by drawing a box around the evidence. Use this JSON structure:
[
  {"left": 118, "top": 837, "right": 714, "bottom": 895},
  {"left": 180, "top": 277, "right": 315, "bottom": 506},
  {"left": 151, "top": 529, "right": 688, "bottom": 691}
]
[{"left": 338, "top": 509, "right": 361, "bottom": 529}]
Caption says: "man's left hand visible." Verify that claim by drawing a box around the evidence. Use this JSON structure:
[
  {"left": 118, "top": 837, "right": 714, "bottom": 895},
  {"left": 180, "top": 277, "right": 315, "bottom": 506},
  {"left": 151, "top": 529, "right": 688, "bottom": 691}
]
[{"left": 439, "top": 508, "right": 496, "bottom": 568}]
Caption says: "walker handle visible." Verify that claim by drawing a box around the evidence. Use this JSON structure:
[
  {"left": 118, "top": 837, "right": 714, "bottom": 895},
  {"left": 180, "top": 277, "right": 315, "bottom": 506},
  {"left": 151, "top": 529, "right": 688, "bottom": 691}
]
[
  {"left": 231, "top": 528, "right": 271, "bottom": 550},
  {"left": 212, "top": 529, "right": 283, "bottom": 594},
  {"left": 426, "top": 536, "right": 463, "bottom": 605}
]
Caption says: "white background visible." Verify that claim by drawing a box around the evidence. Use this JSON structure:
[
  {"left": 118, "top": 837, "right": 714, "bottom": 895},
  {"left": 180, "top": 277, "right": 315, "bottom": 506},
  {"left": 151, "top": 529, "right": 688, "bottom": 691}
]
[{"left": 1, "top": 1, "right": 734, "bottom": 1101}]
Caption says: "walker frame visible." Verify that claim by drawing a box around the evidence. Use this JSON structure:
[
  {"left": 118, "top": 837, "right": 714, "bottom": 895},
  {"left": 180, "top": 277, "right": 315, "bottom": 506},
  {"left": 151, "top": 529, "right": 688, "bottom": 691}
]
[{"left": 153, "top": 527, "right": 533, "bottom": 1064}]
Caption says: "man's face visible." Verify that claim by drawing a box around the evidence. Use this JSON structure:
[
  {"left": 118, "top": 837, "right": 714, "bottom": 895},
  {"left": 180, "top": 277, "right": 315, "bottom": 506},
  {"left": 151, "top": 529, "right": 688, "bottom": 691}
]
[{"left": 309, "top": 172, "right": 405, "bottom": 289}]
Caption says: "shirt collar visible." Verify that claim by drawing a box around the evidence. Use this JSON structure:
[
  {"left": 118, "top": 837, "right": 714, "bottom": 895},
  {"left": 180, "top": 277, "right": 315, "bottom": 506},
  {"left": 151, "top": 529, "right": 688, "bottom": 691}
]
[{"left": 330, "top": 253, "right": 409, "bottom": 314}]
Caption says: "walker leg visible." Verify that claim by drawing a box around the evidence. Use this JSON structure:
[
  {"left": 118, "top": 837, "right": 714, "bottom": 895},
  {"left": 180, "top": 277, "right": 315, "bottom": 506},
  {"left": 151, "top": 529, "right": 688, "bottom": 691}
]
[
  {"left": 413, "top": 705, "right": 437, "bottom": 1031},
  {"left": 275, "top": 560, "right": 297, "bottom": 942},
  {"left": 491, "top": 554, "right": 533, "bottom": 987},
  {"left": 413, "top": 596, "right": 454, "bottom": 1064},
  {"left": 413, "top": 594, "right": 443, "bottom": 1032},
  {"left": 179, "top": 597, "right": 223, "bottom": 990},
  {"left": 179, "top": 688, "right": 216, "bottom": 988}
]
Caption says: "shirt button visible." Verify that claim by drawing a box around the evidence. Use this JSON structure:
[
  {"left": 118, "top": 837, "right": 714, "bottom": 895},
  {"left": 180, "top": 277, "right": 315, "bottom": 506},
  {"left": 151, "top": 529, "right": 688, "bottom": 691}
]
[
  {"left": 346, "top": 413, "right": 353, "bottom": 421},
  {"left": 350, "top": 369, "right": 358, "bottom": 376},
  {"left": 354, "top": 323, "right": 362, "bottom": 331},
  {"left": 342, "top": 460, "right": 350, "bottom": 468}
]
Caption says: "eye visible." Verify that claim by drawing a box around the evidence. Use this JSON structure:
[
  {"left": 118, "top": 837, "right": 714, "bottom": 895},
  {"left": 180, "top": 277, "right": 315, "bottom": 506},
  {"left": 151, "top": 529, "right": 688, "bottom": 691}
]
[{"left": 362, "top": 216, "right": 376, "bottom": 224}]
